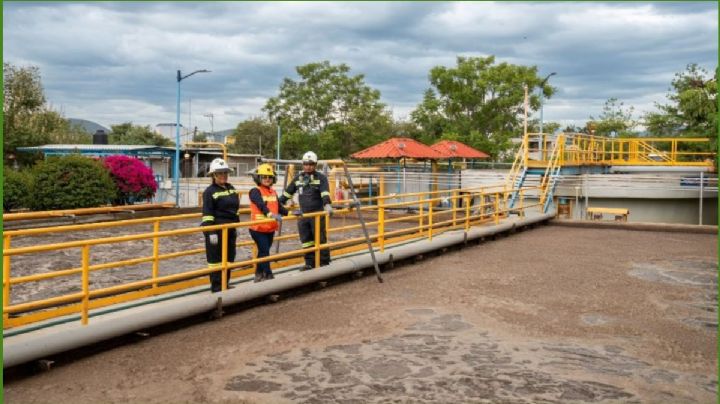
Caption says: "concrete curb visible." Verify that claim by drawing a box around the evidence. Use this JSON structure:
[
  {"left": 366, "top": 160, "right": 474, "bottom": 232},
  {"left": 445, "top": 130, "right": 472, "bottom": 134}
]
[{"left": 549, "top": 219, "right": 717, "bottom": 234}]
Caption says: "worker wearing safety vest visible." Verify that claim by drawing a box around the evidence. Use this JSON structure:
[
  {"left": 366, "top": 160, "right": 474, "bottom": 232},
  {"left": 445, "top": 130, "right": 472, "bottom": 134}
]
[
  {"left": 201, "top": 158, "right": 240, "bottom": 293},
  {"left": 248, "top": 164, "right": 287, "bottom": 282},
  {"left": 278, "top": 151, "right": 333, "bottom": 270}
]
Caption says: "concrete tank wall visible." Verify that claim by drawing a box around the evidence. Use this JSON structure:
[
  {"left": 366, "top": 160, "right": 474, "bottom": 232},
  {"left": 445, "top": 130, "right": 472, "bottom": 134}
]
[{"left": 567, "top": 197, "right": 717, "bottom": 225}]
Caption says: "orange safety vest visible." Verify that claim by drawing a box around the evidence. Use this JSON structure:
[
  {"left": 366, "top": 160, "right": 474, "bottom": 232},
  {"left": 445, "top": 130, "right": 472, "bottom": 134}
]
[{"left": 250, "top": 186, "right": 280, "bottom": 233}]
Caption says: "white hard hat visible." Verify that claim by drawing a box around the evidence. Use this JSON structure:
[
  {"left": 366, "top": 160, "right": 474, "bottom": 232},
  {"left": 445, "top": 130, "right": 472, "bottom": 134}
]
[
  {"left": 302, "top": 151, "right": 318, "bottom": 164},
  {"left": 208, "top": 158, "right": 232, "bottom": 175}
]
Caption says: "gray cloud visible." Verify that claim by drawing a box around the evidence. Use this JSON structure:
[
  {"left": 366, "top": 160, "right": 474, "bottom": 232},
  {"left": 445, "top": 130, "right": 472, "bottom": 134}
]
[{"left": 3, "top": 1, "right": 717, "bottom": 132}]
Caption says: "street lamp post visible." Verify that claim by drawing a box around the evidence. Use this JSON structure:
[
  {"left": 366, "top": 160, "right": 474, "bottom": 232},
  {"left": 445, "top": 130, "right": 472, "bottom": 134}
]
[
  {"left": 538, "top": 72, "right": 556, "bottom": 134},
  {"left": 175, "top": 69, "right": 210, "bottom": 207}
]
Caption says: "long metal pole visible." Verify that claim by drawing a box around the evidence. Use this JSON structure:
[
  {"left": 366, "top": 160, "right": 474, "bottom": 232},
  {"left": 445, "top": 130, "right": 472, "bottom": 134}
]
[
  {"left": 523, "top": 85, "right": 529, "bottom": 167},
  {"left": 174, "top": 70, "right": 182, "bottom": 207},
  {"left": 276, "top": 124, "right": 281, "bottom": 160},
  {"left": 539, "top": 88, "right": 544, "bottom": 134},
  {"left": 341, "top": 162, "right": 383, "bottom": 283},
  {"left": 699, "top": 171, "right": 704, "bottom": 225}
]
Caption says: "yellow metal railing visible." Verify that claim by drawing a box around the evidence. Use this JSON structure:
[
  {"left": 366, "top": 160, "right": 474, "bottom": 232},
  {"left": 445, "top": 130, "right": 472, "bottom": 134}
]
[
  {"left": 3, "top": 202, "right": 176, "bottom": 221},
  {"left": 2, "top": 182, "right": 542, "bottom": 330},
  {"left": 524, "top": 132, "right": 714, "bottom": 168},
  {"left": 538, "top": 134, "right": 564, "bottom": 208}
]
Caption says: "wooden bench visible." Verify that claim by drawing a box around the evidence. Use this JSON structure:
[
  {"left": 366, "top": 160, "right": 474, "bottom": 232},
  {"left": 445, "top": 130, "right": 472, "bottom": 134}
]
[{"left": 586, "top": 207, "right": 629, "bottom": 222}]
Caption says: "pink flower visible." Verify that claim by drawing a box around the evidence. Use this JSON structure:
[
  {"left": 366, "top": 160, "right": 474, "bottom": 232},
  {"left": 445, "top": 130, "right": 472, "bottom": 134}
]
[{"left": 102, "top": 155, "right": 158, "bottom": 204}]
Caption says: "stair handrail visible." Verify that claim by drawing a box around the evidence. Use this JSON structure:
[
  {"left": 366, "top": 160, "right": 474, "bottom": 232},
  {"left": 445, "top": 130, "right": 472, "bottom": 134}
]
[{"left": 539, "top": 134, "right": 564, "bottom": 207}]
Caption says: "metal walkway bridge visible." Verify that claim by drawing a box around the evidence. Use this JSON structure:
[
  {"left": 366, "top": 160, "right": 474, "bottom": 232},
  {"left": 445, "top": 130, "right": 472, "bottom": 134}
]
[{"left": 506, "top": 132, "right": 715, "bottom": 213}]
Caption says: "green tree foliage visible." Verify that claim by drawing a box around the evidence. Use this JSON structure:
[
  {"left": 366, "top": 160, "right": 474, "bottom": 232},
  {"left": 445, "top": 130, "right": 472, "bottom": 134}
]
[
  {"left": 263, "top": 61, "right": 392, "bottom": 158},
  {"left": 228, "top": 117, "right": 276, "bottom": 156},
  {"left": 527, "top": 120, "right": 562, "bottom": 135},
  {"left": 410, "top": 56, "right": 556, "bottom": 159},
  {"left": 3, "top": 168, "right": 34, "bottom": 212},
  {"left": 30, "top": 155, "right": 117, "bottom": 210},
  {"left": 644, "top": 64, "right": 717, "bottom": 143},
  {"left": 389, "top": 120, "right": 424, "bottom": 141},
  {"left": 109, "top": 122, "right": 173, "bottom": 146},
  {"left": 192, "top": 131, "right": 208, "bottom": 142},
  {"left": 3, "top": 63, "right": 90, "bottom": 165},
  {"left": 587, "top": 98, "right": 638, "bottom": 137}
]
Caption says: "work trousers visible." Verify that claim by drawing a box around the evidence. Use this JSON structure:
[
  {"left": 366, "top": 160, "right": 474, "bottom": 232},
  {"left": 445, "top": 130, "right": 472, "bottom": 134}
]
[
  {"left": 249, "top": 229, "right": 275, "bottom": 280},
  {"left": 297, "top": 216, "right": 330, "bottom": 267},
  {"left": 204, "top": 227, "right": 237, "bottom": 292}
]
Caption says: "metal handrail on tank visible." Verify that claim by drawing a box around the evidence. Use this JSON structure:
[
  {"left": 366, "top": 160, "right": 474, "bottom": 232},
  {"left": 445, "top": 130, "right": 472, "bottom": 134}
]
[
  {"left": 2, "top": 183, "right": 541, "bottom": 330},
  {"left": 3, "top": 203, "right": 176, "bottom": 221},
  {"left": 524, "top": 132, "right": 714, "bottom": 167}
]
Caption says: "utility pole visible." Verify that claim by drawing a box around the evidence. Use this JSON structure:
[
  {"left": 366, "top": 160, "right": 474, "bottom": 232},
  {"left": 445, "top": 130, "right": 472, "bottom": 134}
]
[
  {"left": 204, "top": 113, "right": 214, "bottom": 142},
  {"left": 539, "top": 72, "right": 556, "bottom": 134},
  {"left": 277, "top": 124, "right": 281, "bottom": 160}
]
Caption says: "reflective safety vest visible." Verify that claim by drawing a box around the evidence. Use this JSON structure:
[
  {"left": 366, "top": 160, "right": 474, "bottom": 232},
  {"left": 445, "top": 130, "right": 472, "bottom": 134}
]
[{"left": 250, "top": 186, "right": 280, "bottom": 233}]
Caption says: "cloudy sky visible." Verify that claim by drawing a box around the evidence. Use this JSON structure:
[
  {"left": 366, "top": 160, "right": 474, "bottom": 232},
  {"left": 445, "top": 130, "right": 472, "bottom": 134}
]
[{"left": 4, "top": 2, "right": 718, "bottom": 133}]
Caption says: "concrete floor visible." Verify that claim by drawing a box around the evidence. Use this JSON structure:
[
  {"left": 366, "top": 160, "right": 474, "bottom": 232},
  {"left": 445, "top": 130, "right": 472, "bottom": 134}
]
[{"left": 4, "top": 225, "right": 717, "bottom": 403}]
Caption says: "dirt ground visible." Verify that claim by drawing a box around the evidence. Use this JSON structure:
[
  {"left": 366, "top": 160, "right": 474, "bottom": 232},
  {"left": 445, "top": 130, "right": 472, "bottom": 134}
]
[{"left": 4, "top": 225, "right": 717, "bottom": 403}]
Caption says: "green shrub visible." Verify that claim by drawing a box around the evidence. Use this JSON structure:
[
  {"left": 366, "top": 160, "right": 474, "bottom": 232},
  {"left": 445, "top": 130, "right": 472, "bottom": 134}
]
[
  {"left": 3, "top": 168, "right": 34, "bottom": 212},
  {"left": 31, "top": 155, "right": 116, "bottom": 210}
]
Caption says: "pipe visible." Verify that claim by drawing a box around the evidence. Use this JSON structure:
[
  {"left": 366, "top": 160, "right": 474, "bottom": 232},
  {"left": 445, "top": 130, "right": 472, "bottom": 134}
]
[{"left": 3, "top": 213, "right": 553, "bottom": 368}]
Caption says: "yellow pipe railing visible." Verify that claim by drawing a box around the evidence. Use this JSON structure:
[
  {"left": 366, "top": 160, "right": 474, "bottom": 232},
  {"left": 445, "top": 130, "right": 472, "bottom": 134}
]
[{"left": 3, "top": 184, "right": 542, "bottom": 329}]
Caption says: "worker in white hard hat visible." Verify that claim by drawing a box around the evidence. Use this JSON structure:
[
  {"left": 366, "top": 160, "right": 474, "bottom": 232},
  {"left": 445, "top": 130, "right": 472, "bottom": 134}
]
[
  {"left": 278, "top": 151, "right": 333, "bottom": 270},
  {"left": 248, "top": 163, "right": 288, "bottom": 282},
  {"left": 201, "top": 158, "right": 239, "bottom": 292}
]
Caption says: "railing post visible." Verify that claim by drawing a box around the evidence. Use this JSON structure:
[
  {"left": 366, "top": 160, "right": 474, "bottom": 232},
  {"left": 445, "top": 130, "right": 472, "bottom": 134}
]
[
  {"left": 428, "top": 203, "right": 433, "bottom": 241},
  {"left": 519, "top": 189, "right": 525, "bottom": 217},
  {"left": 221, "top": 227, "right": 228, "bottom": 291},
  {"left": 252, "top": 244, "right": 258, "bottom": 273},
  {"left": 152, "top": 220, "right": 160, "bottom": 289},
  {"left": 81, "top": 245, "right": 90, "bottom": 325},
  {"left": 378, "top": 201, "right": 385, "bottom": 253},
  {"left": 3, "top": 235, "right": 11, "bottom": 323},
  {"left": 452, "top": 190, "right": 458, "bottom": 226},
  {"left": 464, "top": 195, "right": 471, "bottom": 232},
  {"left": 315, "top": 214, "right": 321, "bottom": 269},
  {"left": 418, "top": 200, "right": 424, "bottom": 236},
  {"left": 494, "top": 193, "right": 500, "bottom": 224}
]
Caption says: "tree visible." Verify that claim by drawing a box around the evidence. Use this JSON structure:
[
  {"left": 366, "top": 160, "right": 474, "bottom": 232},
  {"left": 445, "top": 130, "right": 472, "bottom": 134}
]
[
  {"left": 3, "top": 63, "right": 93, "bottom": 165},
  {"left": 587, "top": 98, "right": 638, "bottom": 137},
  {"left": 228, "top": 117, "right": 276, "bottom": 156},
  {"left": 263, "top": 61, "right": 392, "bottom": 158},
  {"left": 644, "top": 64, "right": 717, "bottom": 139},
  {"left": 192, "top": 131, "right": 207, "bottom": 142},
  {"left": 4, "top": 64, "right": 53, "bottom": 164},
  {"left": 109, "top": 122, "right": 173, "bottom": 146},
  {"left": 411, "top": 56, "right": 556, "bottom": 159}
]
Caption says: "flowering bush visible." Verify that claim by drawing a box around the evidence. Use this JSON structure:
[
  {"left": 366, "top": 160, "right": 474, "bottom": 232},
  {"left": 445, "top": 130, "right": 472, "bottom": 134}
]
[{"left": 103, "top": 155, "right": 157, "bottom": 205}]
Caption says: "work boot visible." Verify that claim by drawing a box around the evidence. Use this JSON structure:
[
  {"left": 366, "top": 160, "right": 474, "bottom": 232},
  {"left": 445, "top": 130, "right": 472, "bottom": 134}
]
[
  {"left": 254, "top": 273, "right": 265, "bottom": 283},
  {"left": 265, "top": 271, "right": 275, "bottom": 280},
  {"left": 300, "top": 264, "right": 313, "bottom": 272}
]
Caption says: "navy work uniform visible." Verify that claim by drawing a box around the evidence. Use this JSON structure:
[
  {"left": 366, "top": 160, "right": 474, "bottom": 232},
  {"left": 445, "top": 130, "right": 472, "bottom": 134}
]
[
  {"left": 201, "top": 182, "right": 239, "bottom": 292},
  {"left": 279, "top": 171, "right": 332, "bottom": 268}
]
